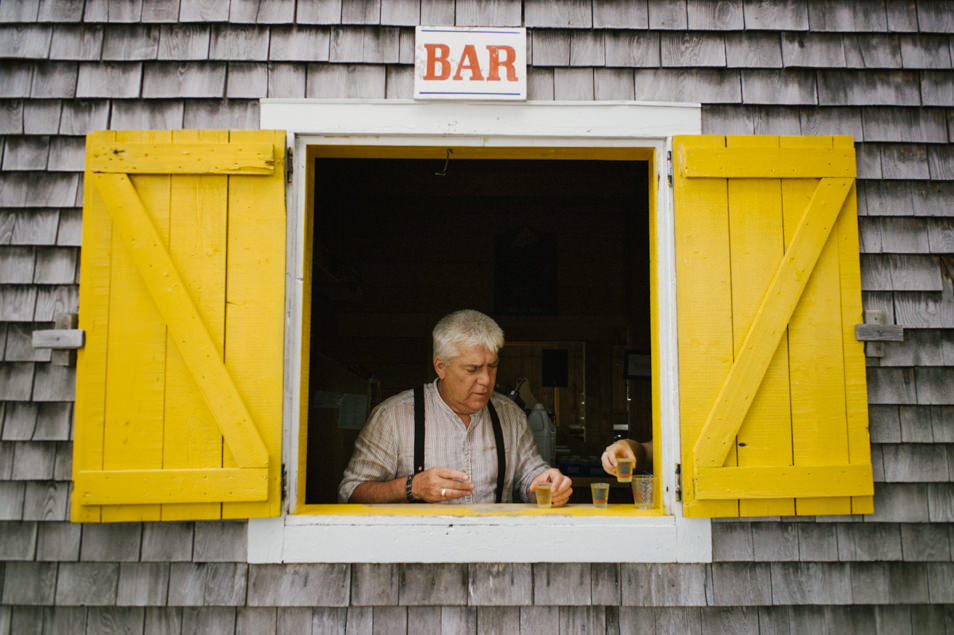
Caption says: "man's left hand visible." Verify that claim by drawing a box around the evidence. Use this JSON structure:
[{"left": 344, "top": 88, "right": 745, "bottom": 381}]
[{"left": 529, "top": 468, "right": 573, "bottom": 507}]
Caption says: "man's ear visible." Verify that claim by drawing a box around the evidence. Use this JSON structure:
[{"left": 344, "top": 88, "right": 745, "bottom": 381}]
[{"left": 433, "top": 356, "right": 446, "bottom": 379}]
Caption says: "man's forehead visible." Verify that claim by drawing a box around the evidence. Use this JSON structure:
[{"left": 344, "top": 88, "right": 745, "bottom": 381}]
[{"left": 452, "top": 343, "right": 498, "bottom": 364}]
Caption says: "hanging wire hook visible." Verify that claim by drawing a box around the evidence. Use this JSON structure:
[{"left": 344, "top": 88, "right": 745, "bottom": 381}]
[{"left": 434, "top": 148, "right": 453, "bottom": 177}]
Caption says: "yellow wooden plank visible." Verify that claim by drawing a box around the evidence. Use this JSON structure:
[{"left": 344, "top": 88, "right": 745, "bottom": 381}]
[
  {"left": 673, "top": 135, "right": 738, "bottom": 518},
  {"left": 695, "top": 464, "right": 873, "bottom": 499},
  {"left": 75, "top": 468, "right": 268, "bottom": 505},
  {"left": 680, "top": 142, "right": 855, "bottom": 179},
  {"left": 727, "top": 136, "right": 795, "bottom": 517},
  {"left": 222, "top": 130, "right": 286, "bottom": 519},
  {"left": 100, "top": 130, "right": 170, "bottom": 522},
  {"left": 161, "top": 129, "right": 229, "bottom": 521},
  {"left": 72, "top": 131, "right": 117, "bottom": 523},
  {"left": 87, "top": 141, "right": 275, "bottom": 175},
  {"left": 692, "top": 176, "right": 853, "bottom": 469},
  {"left": 91, "top": 172, "right": 269, "bottom": 469}
]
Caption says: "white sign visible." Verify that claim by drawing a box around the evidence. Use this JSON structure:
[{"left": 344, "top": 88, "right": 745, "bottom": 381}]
[{"left": 414, "top": 26, "right": 526, "bottom": 101}]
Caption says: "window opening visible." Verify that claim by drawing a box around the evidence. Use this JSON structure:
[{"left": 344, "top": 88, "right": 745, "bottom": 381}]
[{"left": 303, "top": 151, "right": 652, "bottom": 507}]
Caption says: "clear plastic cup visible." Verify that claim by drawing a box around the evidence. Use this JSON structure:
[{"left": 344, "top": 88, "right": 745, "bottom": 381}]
[
  {"left": 616, "top": 457, "right": 634, "bottom": 483},
  {"left": 632, "top": 475, "right": 654, "bottom": 509},
  {"left": 590, "top": 482, "right": 609, "bottom": 508},
  {"left": 535, "top": 482, "right": 552, "bottom": 508}
]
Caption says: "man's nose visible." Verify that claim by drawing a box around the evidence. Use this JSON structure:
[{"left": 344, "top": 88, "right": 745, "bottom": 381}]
[{"left": 476, "top": 367, "right": 491, "bottom": 385}]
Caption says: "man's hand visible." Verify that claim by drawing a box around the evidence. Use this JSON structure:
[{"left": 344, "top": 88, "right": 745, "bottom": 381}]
[
  {"left": 412, "top": 467, "right": 475, "bottom": 502},
  {"left": 529, "top": 468, "right": 573, "bottom": 507},
  {"left": 601, "top": 439, "right": 652, "bottom": 476}
]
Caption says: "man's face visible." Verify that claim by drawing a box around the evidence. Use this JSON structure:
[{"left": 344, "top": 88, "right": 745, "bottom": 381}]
[{"left": 434, "top": 343, "right": 499, "bottom": 417}]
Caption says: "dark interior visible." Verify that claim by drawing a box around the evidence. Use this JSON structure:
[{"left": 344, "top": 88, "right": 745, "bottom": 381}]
[{"left": 306, "top": 155, "right": 652, "bottom": 504}]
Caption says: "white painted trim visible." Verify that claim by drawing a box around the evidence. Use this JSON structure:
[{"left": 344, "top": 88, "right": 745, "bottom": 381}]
[{"left": 255, "top": 99, "right": 710, "bottom": 564}]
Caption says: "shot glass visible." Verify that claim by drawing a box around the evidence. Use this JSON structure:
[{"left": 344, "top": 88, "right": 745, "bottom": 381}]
[
  {"left": 590, "top": 482, "right": 609, "bottom": 508},
  {"left": 535, "top": 482, "right": 552, "bottom": 508},
  {"left": 616, "top": 457, "right": 634, "bottom": 483},
  {"left": 632, "top": 475, "right": 655, "bottom": 509}
]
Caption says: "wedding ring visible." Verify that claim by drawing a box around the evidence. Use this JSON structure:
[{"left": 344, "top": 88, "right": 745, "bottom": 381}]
[{"left": 441, "top": 488, "right": 446, "bottom": 498}]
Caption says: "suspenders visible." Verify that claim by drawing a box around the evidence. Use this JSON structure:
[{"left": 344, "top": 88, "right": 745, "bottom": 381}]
[{"left": 413, "top": 385, "right": 506, "bottom": 503}]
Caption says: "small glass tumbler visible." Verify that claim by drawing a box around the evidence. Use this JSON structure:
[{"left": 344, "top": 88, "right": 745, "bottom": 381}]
[
  {"left": 632, "top": 475, "right": 654, "bottom": 510},
  {"left": 590, "top": 482, "right": 609, "bottom": 508},
  {"left": 616, "top": 457, "right": 634, "bottom": 483},
  {"left": 535, "top": 482, "right": 552, "bottom": 508}
]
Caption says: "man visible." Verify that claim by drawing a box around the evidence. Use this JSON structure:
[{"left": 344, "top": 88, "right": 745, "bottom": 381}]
[
  {"left": 338, "top": 309, "right": 573, "bottom": 506},
  {"left": 601, "top": 439, "right": 653, "bottom": 476}
]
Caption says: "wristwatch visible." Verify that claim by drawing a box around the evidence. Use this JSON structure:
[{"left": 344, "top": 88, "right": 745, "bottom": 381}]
[{"left": 405, "top": 474, "right": 416, "bottom": 502}]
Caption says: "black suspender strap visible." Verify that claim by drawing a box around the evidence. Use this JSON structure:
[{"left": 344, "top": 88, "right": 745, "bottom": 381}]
[
  {"left": 413, "top": 386, "right": 426, "bottom": 475},
  {"left": 487, "top": 400, "right": 506, "bottom": 504},
  {"left": 413, "top": 385, "right": 507, "bottom": 502}
]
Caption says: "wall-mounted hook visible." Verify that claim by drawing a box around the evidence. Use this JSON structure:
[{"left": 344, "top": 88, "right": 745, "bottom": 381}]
[{"left": 434, "top": 148, "right": 453, "bottom": 177}]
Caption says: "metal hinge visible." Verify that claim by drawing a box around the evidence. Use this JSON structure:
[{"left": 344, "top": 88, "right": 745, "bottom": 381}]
[
  {"left": 674, "top": 463, "right": 682, "bottom": 502},
  {"left": 280, "top": 463, "right": 288, "bottom": 502},
  {"left": 285, "top": 146, "right": 294, "bottom": 183},
  {"left": 667, "top": 150, "right": 673, "bottom": 187},
  {"left": 855, "top": 310, "right": 903, "bottom": 360}
]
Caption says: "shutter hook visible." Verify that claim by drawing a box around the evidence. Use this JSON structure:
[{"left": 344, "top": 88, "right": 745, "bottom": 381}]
[{"left": 434, "top": 148, "right": 453, "bottom": 177}]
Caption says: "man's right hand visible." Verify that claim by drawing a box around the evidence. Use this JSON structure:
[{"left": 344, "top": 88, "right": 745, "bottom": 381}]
[{"left": 412, "top": 467, "right": 475, "bottom": 502}]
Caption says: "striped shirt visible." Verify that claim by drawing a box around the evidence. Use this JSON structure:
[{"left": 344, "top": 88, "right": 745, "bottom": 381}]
[{"left": 338, "top": 379, "right": 549, "bottom": 503}]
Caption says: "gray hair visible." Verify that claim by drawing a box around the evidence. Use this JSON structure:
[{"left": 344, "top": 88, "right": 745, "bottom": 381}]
[{"left": 432, "top": 309, "right": 505, "bottom": 363}]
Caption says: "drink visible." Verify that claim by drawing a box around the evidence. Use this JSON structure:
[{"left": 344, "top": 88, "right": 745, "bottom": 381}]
[
  {"left": 535, "top": 482, "right": 552, "bottom": 508},
  {"left": 632, "top": 475, "right": 654, "bottom": 509},
  {"left": 616, "top": 457, "right": 634, "bottom": 483},
  {"left": 590, "top": 482, "right": 609, "bottom": 508}
]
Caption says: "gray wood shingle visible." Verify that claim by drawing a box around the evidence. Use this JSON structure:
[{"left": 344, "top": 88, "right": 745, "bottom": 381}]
[
  {"left": 900, "top": 35, "right": 953, "bottom": 69},
  {"left": 183, "top": 99, "right": 260, "bottom": 129},
  {"left": 0, "top": 0, "right": 40, "bottom": 22},
  {"left": 11, "top": 442, "right": 55, "bottom": 480},
  {"left": 380, "top": 0, "right": 419, "bottom": 26},
  {"left": 341, "top": 0, "right": 381, "bottom": 24},
  {"left": 921, "top": 71, "right": 954, "bottom": 107},
  {"left": 928, "top": 483, "right": 954, "bottom": 521},
  {"left": 55, "top": 562, "right": 119, "bottom": 606},
  {"left": 604, "top": 31, "right": 659, "bottom": 68},
  {"left": 77, "top": 62, "right": 142, "bottom": 98},
  {"left": 227, "top": 63, "right": 268, "bottom": 98},
  {"left": 861, "top": 254, "right": 943, "bottom": 292},
  {"left": 0, "top": 402, "right": 36, "bottom": 442},
  {"left": 236, "top": 607, "right": 277, "bottom": 634},
  {"left": 80, "top": 522, "right": 142, "bottom": 561},
  {"left": 230, "top": 0, "right": 296, "bottom": 24},
  {"left": 620, "top": 564, "right": 708, "bottom": 606},
  {"left": 247, "top": 563, "right": 349, "bottom": 607},
  {"left": 709, "top": 563, "right": 772, "bottom": 605},
  {"left": 862, "top": 108, "right": 948, "bottom": 143},
  {"left": 899, "top": 405, "right": 937, "bottom": 443},
  {"left": 297, "top": 0, "right": 343, "bottom": 24},
  {"left": 110, "top": 100, "right": 185, "bottom": 129},
  {"left": 917, "top": 1, "right": 954, "bottom": 34},
  {"left": 455, "top": 0, "right": 521, "bottom": 27},
  {"left": 209, "top": 24, "right": 270, "bottom": 60},
  {"left": 140, "top": 0, "right": 180, "bottom": 23},
  {"left": 0, "top": 362, "right": 34, "bottom": 399},
  {"left": 554, "top": 67, "right": 594, "bottom": 99},
  {"left": 808, "top": 1, "right": 889, "bottom": 32},
  {"left": 168, "top": 562, "right": 249, "bottom": 606},
  {"left": 267, "top": 63, "right": 307, "bottom": 97},
  {"left": 31, "top": 362, "right": 75, "bottom": 401},
  {"left": 725, "top": 32, "right": 782, "bottom": 68},
  {"left": 350, "top": 563, "right": 399, "bottom": 606},
  {"left": 47, "top": 137, "right": 84, "bottom": 173},
  {"left": 329, "top": 26, "right": 400, "bottom": 63},
  {"left": 385, "top": 64, "right": 413, "bottom": 98},
  {"left": 818, "top": 70, "right": 920, "bottom": 106},
  {"left": 879, "top": 144, "right": 931, "bottom": 180},
  {"left": 60, "top": 99, "right": 109, "bottom": 134},
  {"left": 751, "top": 523, "right": 799, "bottom": 561},
  {"left": 570, "top": 30, "right": 604, "bottom": 66},
  {"left": 0, "top": 25, "right": 52, "bottom": 59},
  {"left": 915, "top": 367, "right": 954, "bottom": 405},
  {"left": 37, "top": 0, "right": 85, "bottom": 22},
  {"left": 837, "top": 524, "right": 903, "bottom": 561},
  {"left": 531, "top": 30, "right": 570, "bottom": 66},
  {"left": 844, "top": 34, "right": 903, "bottom": 69},
  {"left": 929, "top": 146, "right": 954, "bottom": 180},
  {"left": 2, "top": 137, "right": 49, "bottom": 171},
  {"left": 140, "top": 522, "right": 194, "bottom": 562},
  {"left": 23, "top": 101, "right": 63, "bottom": 135},
  {"left": 595, "top": 68, "right": 635, "bottom": 100},
  {"left": 31, "top": 63, "right": 78, "bottom": 99},
  {"left": 22, "top": 480, "right": 69, "bottom": 521},
  {"left": 796, "top": 523, "right": 840, "bottom": 561},
  {"left": 35, "top": 522, "right": 80, "bottom": 561},
  {"left": 399, "top": 564, "right": 468, "bottom": 606},
  {"left": 0, "top": 521, "right": 37, "bottom": 560},
  {"left": 0, "top": 482, "right": 25, "bottom": 520},
  {"left": 927, "top": 563, "right": 954, "bottom": 603},
  {"left": 102, "top": 24, "right": 160, "bottom": 60},
  {"left": 142, "top": 62, "right": 227, "bottom": 98},
  {"left": 532, "top": 563, "right": 591, "bottom": 606},
  {"left": 881, "top": 330, "right": 954, "bottom": 367},
  {"left": 851, "top": 562, "right": 930, "bottom": 604},
  {"left": 687, "top": 0, "right": 743, "bottom": 30},
  {"left": 1, "top": 561, "right": 57, "bottom": 605},
  {"left": 0, "top": 64, "right": 34, "bottom": 98},
  {"left": 179, "top": 0, "right": 230, "bottom": 23},
  {"left": 305, "top": 63, "right": 386, "bottom": 98},
  {"left": 649, "top": 1, "right": 688, "bottom": 29},
  {"left": 157, "top": 24, "right": 211, "bottom": 60},
  {"left": 193, "top": 520, "right": 247, "bottom": 562},
  {"left": 636, "top": 68, "right": 740, "bottom": 103},
  {"left": 56, "top": 208, "right": 82, "bottom": 247},
  {"left": 771, "top": 562, "right": 852, "bottom": 604},
  {"left": 868, "top": 367, "right": 917, "bottom": 404},
  {"left": 661, "top": 32, "right": 726, "bottom": 67},
  {"left": 0, "top": 246, "right": 36, "bottom": 282},
  {"left": 0, "top": 100, "right": 24, "bottom": 135},
  {"left": 798, "top": 106, "right": 862, "bottom": 138},
  {"left": 525, "top": 0, "right": 592, "bottom": 28},
  {"left": 741, "top": 70, "right": 816, "bottom": 105},
  {"left": 593, "top": 0, "right": 648, "bottom": 28},
  {"left": 781, "top": 33, "right": 846, "bottom": 68},
  {"left": 117, "top": 563, "right": 171, "bottom": 606},
  {"left": 742, "top": 0, "right": 808, "bottom": 30},
  {"left": 0, "top": 209, "right": 59, "bottom": 246},
  {"left": 269, "top": 26, "right": 331, "bottom": 61}
]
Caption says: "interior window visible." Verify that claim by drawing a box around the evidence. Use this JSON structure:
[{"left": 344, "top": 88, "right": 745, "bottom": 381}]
[{"left": 303, "top": 153, "right": 651, "bottom": 505}]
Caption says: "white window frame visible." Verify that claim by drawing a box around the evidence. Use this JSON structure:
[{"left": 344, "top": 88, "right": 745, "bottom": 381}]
[{"left": 252, "top": 100, "right": 711, "bottom": 563}]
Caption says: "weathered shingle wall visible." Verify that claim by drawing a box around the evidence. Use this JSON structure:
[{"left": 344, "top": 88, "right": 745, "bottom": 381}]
[{"left": 2, "top": 0, "right": 953, "bottom": 632}]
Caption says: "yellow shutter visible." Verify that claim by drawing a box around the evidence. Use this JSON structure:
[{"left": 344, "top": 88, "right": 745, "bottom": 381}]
[
  {"left": 72, "top": 130, "right": 286, "bottom": 522},
  {"left": 674, "top": 135, "right": 873, "bottom": 518}
]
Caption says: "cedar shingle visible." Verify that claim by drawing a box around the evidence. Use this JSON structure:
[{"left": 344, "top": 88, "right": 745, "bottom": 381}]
[
  {"left": 227, "top": 62, "right": 268, "bottom": 98},
  {"left": 862, "top": 108, "right": 948, "bottom": 143},
  {"left": 915, "top": 367, "right": 954, "bottom": 405},
  {"left": 796, "top": 523, "right": 839, "bottom": 561},
  {"left": 157, "top": 24, "right": 211, "bottom": 60},
  {"left": 351, "top": 563, "right": 400, "bottom": 606},
  {"left": 474, "top": 607, "right": 518, "bottom": 632},
  {"left": 55, "top": 209, "right": 81, "bottom": 248},
  {"left": 741, "top": 70, "right": 816, "bottom": 105},
  {"left": 570, "top": 31, "right": 604, "bottom": 66},
  {"left": 818, "top": 70, "right": 920, "bottom": 106},
  {"left": 928, "top": 218, "right": 954, "bottom": 252},
  {"left": 900, "top": 523, "right": 951, "bottom": 561},
  {"left": 687, "top": 0, "right": 743, "bottom": 30},
  {"left": 21, "top": 480, "right": 69, "bottom": 521},
  {"left": 0, "top": 521, "right": 37, "bottom": 560},
  {"left": 709, "top": 563, "right": 772, "bottom": 606},
  {"left": 267, "top": 63, "right": 306, "bottom": 98},
  {"left": 532, "top": 563, "right": 591, "bottom": 606},
  {"left": 33, "top": 246, "right": 77, "bottom": 284},
  {"left": 808, "top": 1, "right": 889, "bottom": 32},
  {"left": 55, "top": 563, "right": 120, "bottom": 606},
  {"left": 844, "top": 34, "right": 902, "bottom": 69},
  {"left": 0, "top": 482, "right": 25, "bottom": 520},
  {"left": 37, "top": 0, "right": 84, "bottom": 22},
  {"left": 0, "top": 100, "right": 24, "bottom": 134},
  {"left": 604, "top": 31, "right": 659, "bottom": 68},
  {"left": 141, "top": 0, "right": 180, "bottom": 23},
  {"left": 193, "top": 520, "right": 247, "bottom": 562},
  {"left": 237, "top": 607, "right": 278, "bottom": 634},
  {"left": 106, "top": 0, "right": 144, "bottom": 23},
  {"left": 927, "top": 562, "right": 954, "bottom": 602},
  {"left": 268, "top": 26, "right": 331, "bottom": 62},
  {"left": 102, "top": 24, "right": 160, "bottom": 60},
  {"left": 77, "top": 62, "right": 142, "bottom": 98},
  {"left": 298, "top": 0, "right": 343, "bottom": 24},
  {"left": 857, "top": 144, "right": 883, "bottom": 179},
  {"left": 230, "top": 0, "right": 296, "bottom": 24},
  {"left": 635, "top": 68, "right": 740, "bottom": 103},
  {"left": 0, "top": 246, "right": 36, "bottom": 282},
  {"left": 247, "top": 563, "right": 350, "bottom": 606},
  {"left": 869, "top": 483, "right": 930, "bottom": 522},
  {"left": 594, "top": 68, "right": 635, "bottom": 100},
  {"left": 850, "top": 562, "right": 930, "bottom": 604},
  {"left": 455, "top": 0, "right": 521, "bottom": 27},
  {"left": 305, "top": 63, "right": 386, "bottom": 98},
  {"left": 181, "top": 607, "right": 237, "bottom": 635},
  {"left": 882, "top": 444, "right": 950, "bottom": 482},
  {"left": 751, "top": 523, "right": 799, "bottom": 561},
  {"left": 661, "top": 32, "right": 726, "bottom": 67},
  {"left": 381, "top": 0, "right": 419, "bottom": 27},
  {"left": 594, "top": 0, "right": 648, "bottom": 29},
  {"left": 862, "top": 255, "right": 942, "bottom": 292},
  {"left": 81, "top": 0, "right": 108, "bottom": 22},
  {"left": 928, "top": 483, "right": 954, "bottom": 521},
  {"left": 168, "top": 562, "right": 249, "bottom": 606},
  {"left": 117, "top": 563, "right": 171, "bottom": 606},
  {"left": 183, "top": 99, "right": 259, "bottom": 129},
  {"left": 867, "top": 367, "right": 917, "bottom": 404},
  {"left": 742, "top": 0, "right": 808, "bottom": 30},
  {"left": 342, "top": 0, "right": 381, "bottom": 24},
  {"left": 1, "top": 562, "right": 57, "bottom": 604},
  {"left": 329, "top": 26, "right": 400, "bottom": 63},
  {"left": 314, "top": 607, "right": 353, "bottom": 632},
  {"left": 180, "top": 0, "right": 229, "bottom": 23},
  {"left": 929, "top": 146, "right": 954, "bottom": 180},
  {"left": 917, "top": 1, "right": 954, "bottom": 33},
  {"left": 110, "top": 100, "right": 185, "bottom": 129},
  {"left": 31, "top": 63, "right": 78, "bottom": 99},
  {"left": 771, "top": 562, "right": 852, "bottom": 604},
  {"left": 420, "top": 0, "right": 453, "bottom": 25},
  {"left": 781, "top": 33, "right": 846, "bottom": 68},
  {"left": 591, "top": 563, "right": 620, "bottom": 606},
  {"left": 920, "top": 71, "right": 954, "bottom": 107},
  {"left": 649, "top": 1, "right": 688, "bottom": 29},
  {"left": 0, "top": 64, "right": 34, "bottom": 98},
  {"left": 711, "top": 521, "right": 754, "bottom": 560},
  {"left": 142, "top": 62, "right": 226, "bottom": 98},
  {"left": 11, "top": 441, "right": 55, "bottom": 480},
  {"left": 882, "top": 329, "right": 953, "bottom": 367},
  {"left": 0, "top": 440, "right": 11, "bottom": 477},
  {"left": 899, "top": 405, "right": 936, "bottom": 443},
  {"left": 385, "top": 65, "right": 413, "bottom": 99},
  {"left": 0, "top": 25, "right": 52, "bottom": 59},
  {"left": 0, "top": 1, "right": 40, "bottom": 22},
  {"left": 399, "top": 564, "right": 468, "bottom": 605},
  {"left": 527, "top": 67, "right": 554, "bottom": 99},
  {"left": 0, "top": 362, "right": 34, "bottom": 400},
  {"left": 900, "top": 34, "right": 953, "bottom": 69},
  {"left": 59, "top": 99, "right": 109, "bottom": 135},
  {"left": 554, "top": 68, "right": 593, "bottom": 100},
  {"left": 1, "top": 137, "right": 48, "bottom": 171},
  {"left": 209, "top": 24, "right": 270, "bottom": 60},
  {"left": 32, "top": 363, "right": 75, "bottom": 401},
  {"left": 47, "top": 136, "right": 84, "bottom": 173},
  {"left": 5, "top": 323, "right": 50, "bottom": 362},
  {"left": 23, "top": 101, "right": 62, "bottom": 135},
  {"left": 0, "top": 286, "right": 38, "bottom": 321},
  {"left": 531, "top": 30, "right": 570, "bottom": 66},
  {"left": 885, "top": 0, "right": 919, "bottom": 32},
  {"left": 620, "top": 564, "right": 708, "bottom": 606},
  {"left": 87, "top": 609, "right": 145, "bottom": 634},
  {"left": 525, "top": 0, "right": 592, "bottom": 28},
  {"left": 798, "top": 107, "right": 862, "bottom": 138},
  {"left": 725, "top": 32, "right": 782, "bottom": 68},
  {"left": 141, "top": 522, "right": 194, "bottom": 562},
  {"left": 52, "top": 441, "right": 70, "bottom": 480},
  {"left": 399, "top": 28, "right": 414, "bottom": 63},
  {"left": 837, "top": 523, "right": 903, "bottom": 561}
]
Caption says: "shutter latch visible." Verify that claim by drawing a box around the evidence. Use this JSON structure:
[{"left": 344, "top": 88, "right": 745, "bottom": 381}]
[
  {"left": 280, "top": 463, "right": 288, "bottom": 502},
  {"left": 285, "top": 146, "right": 294, "bottom": 183},
  {"left": 674, "top": 463, "right": 682, "bottom": 502},
  {"left": 854, "top": 310, "right": 903, "bottom": 360},
  {"left": 32, "top": 313, "right": 84, "bottom": 366}
]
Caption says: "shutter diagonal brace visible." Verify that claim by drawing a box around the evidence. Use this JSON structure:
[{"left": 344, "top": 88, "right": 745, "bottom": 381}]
[
  {"left": 91, "top": 172, "right": 269, "bottom": 469},
  {"left": 692, "top": 177, "right": 853, "bottom": 469}
]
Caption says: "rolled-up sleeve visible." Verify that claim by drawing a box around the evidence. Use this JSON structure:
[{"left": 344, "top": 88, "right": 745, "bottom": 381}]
[{"left": 337, "top": 405, "right": 399, "bottom": 502}]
